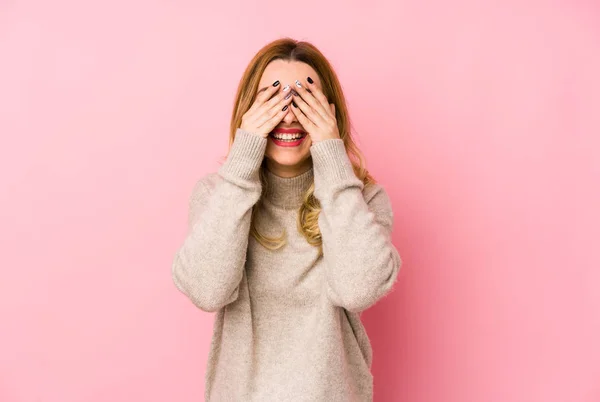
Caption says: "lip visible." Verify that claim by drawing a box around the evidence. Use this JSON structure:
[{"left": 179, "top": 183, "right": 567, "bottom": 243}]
[
  {"left": 268, "top": 128, "right": 307, "bottom": 147},
  {"left": 269, "top": 135, "right": 307, "bottom": 147},
  {"left": 271, "top": 128, "right": 305, "bottom": 134}
]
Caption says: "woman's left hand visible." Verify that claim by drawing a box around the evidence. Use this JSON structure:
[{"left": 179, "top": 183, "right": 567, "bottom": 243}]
[{"left": 290, "top": 77, "right": 341, "bottom": 143}]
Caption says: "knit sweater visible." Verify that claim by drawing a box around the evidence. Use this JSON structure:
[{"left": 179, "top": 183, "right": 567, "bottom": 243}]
[{"left": 172, "top": 128, "right": 402, "bottom": 401}]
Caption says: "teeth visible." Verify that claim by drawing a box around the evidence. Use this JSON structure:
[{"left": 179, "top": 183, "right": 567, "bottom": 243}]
[{"left": 273, "top": 133, "right": 304, "bottom": 140}]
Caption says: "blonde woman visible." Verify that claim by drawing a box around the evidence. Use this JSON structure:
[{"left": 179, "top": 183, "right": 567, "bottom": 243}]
[{"left": 172, "top": 37, "right": 403, "bottom": 401}]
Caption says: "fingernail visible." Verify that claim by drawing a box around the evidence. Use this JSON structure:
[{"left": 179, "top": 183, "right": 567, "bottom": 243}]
[
  {"left": 295, "top": 80, "right": 302, "bottom": 88},
  {"left": 292, "top": 101, "right": 297, "bottom": 108},
  {"left": 292, "top": 90, "right": 299, "bottom": 96},
  {"left": 284, "top": 93, "right": 292, "bottom": 99},
  {"left": 282, "top": 105, "right": 289, "bottom": 111},
  {"left": 307, "top": 76, "right": 314, "bottom": 84},
  {"left": 273, "top": 80, "right": 280, "bottom": 87},
  {"left": 283, "top": 84, "right": 290, "bottom": 92}
]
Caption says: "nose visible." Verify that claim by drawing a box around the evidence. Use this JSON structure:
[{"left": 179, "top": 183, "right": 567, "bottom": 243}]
[{"left": 281, "top": 104, "right": 298, "bottom": 125}]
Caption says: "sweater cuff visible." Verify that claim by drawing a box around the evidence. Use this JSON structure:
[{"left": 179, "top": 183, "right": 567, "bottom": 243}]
[
  {"left": 218, "top": 128, "right": 267, "bottom": 182},
  {"left": 310, "top": 138, "right": 364, "bottom": 192}
]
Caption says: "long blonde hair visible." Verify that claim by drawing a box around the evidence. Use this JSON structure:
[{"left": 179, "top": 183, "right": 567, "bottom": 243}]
[{"left": 219, "top": 37, "right": 376, "bottom": 256}]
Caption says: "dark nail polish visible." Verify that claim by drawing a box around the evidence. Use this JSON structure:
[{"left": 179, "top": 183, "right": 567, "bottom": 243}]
[
  {"left": 307, "top": 76, "right": 313, "bottom": 84},
  {"left": 285, "top": 93, "right": 292, "bottom": 100},
  {"left": 292, "top": 101, "right": 297, "bottom": 108},
  {"left": 273, "top": 80, "right": 280, "bottom": 87},
  {"left": 282, "top": 105, "right": 289, "bottom": 111}
]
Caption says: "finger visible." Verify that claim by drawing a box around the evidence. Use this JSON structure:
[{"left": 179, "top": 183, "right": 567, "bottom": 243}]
[
  {"left": 254, "top": 89, "right": 293, "bottom": 128},
  {"left": 256, "top": 84, "right": 291, "bottom": 116},
  {"left": 248, "top": 84, "right": 289, "bottom": 126},
  {"left": 290, "top": 101, "right": 317, "bottom": 133},
  {"left": 293, "top": 79, "right": 330, "bottom": 121},
  {"left": 292, "top": 87, "right": 326, "bottom": 127},
  {"left": 248, "top": 80, "right": 282, "bottom": 114},
  {"left": 259, "top": 104, "right": 291, "bottom": 133},
  {"left": 305, "top": 77, "right": 332, "bottom": 115}
]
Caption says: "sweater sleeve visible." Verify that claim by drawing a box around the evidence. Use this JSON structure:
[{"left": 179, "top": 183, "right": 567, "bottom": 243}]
[
  {"left": 310, "top": 139, "right": 403, "bottom": 313},
  {"left": 172, "top": 128, "right": 267, "bottom": 312}
]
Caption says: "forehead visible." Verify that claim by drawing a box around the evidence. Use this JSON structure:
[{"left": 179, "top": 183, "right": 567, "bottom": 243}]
[{"left": 258, "top": 59, "right": 321, "bottom": 89}]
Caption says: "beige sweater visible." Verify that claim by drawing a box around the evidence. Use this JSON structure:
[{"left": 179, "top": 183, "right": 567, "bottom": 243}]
[{"left": 172, "top": 128, "right": 402, "bottom": 401}]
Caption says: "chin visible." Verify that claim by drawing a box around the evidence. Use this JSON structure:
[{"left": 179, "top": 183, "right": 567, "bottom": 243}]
[
  {"left": 267, "top": 156, "right": 303, "bottom": 166},
  {"left": 264, "top": 153, "right": 311, "bottom": 168}
]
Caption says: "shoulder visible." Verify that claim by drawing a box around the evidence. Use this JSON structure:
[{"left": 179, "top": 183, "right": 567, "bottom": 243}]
[
  {"left": 363, "top": 181, "right": 392, "bottom": 207},
  {"left": 196, "top": 171, "right": 221, "bottom": 191},
  {"left": 189, "top": 172, "right": 221, "bottom": 204},
  {"left": 362, "top": 181, "right": 395, "bottom": 226}
]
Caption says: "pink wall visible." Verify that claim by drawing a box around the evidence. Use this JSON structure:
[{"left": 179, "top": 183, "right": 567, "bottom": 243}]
[{"left": 1, "top": 1, "right": 599, "bottom": 401}]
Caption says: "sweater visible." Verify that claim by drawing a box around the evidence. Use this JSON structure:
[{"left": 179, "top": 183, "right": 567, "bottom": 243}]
[{"left": 172, "top": 128, "right": 402, "bottom": 401}]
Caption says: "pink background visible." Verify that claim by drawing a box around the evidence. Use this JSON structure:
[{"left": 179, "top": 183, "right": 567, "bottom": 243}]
[{"left": 1, "top": 1, "right": 599, "bottom": 401}]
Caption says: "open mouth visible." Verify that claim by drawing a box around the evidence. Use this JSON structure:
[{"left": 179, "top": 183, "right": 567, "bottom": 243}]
[
  {"left": 269, "top": 132, "right": 306, "bottom": 141},
  {"left": 269, "top": 131, "right": 307, "bottom": 146}
]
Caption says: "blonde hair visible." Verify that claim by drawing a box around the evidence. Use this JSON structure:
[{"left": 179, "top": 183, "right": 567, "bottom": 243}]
[{"left": 219, "top": 37, "right": 377, "bottom": 257}]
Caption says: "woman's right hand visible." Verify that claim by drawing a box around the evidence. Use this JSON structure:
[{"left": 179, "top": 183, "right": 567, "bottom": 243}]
[{"left": 240, "top": 80, "right": 293, "bottom": 138}]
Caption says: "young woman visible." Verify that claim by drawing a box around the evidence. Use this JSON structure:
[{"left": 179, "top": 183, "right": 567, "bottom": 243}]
[{"left": 172, "top": 37, "right": 403, "bottom": 401}]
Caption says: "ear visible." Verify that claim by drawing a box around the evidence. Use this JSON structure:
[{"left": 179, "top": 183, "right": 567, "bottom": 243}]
[{"left": 329, "top": 103, "right": 335, "bottom": 116}]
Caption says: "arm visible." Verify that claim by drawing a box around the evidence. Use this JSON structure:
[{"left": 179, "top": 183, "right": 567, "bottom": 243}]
[
  {"left": 310, "top": 139, "right": 403, "bottom": 313},
  {"left": 172, "top": 129, "right": 267, "bottom": 312}
]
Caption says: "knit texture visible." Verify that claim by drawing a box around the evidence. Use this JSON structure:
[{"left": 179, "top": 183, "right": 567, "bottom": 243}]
[{"left": 172, "top": 128, "right": 402, "bottom": 401}]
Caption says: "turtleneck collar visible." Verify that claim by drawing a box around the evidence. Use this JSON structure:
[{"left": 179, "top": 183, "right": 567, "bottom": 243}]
[{"left": 262, "top": 166, "right": 314, "bottom": 210}]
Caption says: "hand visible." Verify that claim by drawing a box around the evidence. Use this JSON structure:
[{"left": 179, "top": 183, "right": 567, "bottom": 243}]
[
  {"left": 289, "top": 77, "right": 341, "bottom": 143},
  {"left": 240, "top": 81, "right": 294, "bottom": 138}
]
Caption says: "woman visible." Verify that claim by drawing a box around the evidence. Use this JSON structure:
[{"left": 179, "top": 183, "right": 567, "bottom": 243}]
[{"left": 172, "top": 37, "right": 403, "bottom": 401}]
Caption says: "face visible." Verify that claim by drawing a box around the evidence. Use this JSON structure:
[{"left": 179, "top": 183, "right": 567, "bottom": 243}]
[{"left": 257, "top": 59, "right": 333, "bottom": 178}]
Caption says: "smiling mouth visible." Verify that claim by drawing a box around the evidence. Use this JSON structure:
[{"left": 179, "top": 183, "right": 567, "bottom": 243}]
[
  {"left": 268, "top": 132, "right": 307, "bottom": 146},
  {"left": 269, "top": 132, "right": 307, "bottom": 141}
]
